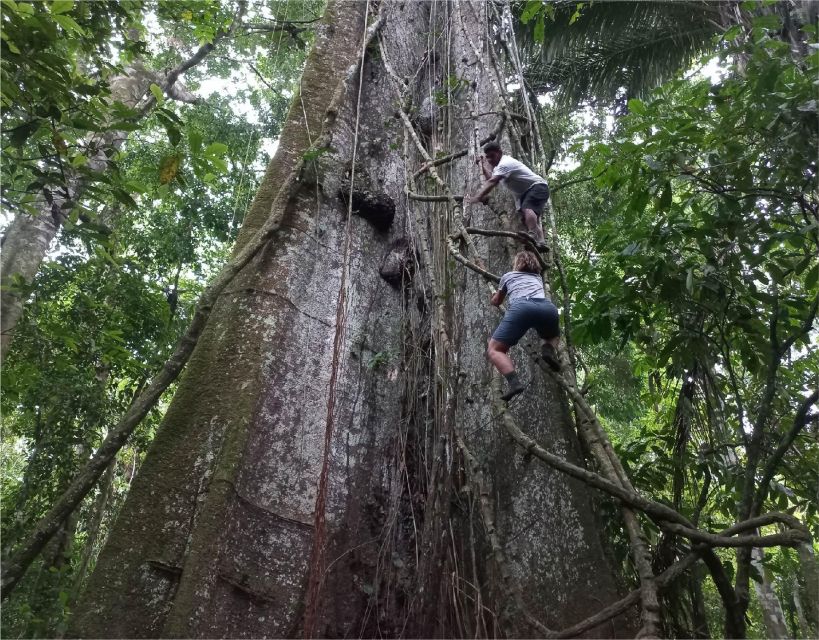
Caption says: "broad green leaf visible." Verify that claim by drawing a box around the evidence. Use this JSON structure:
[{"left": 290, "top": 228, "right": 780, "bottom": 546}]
[
  {"left": 534, "top": 15, "right": 545, "bottom": 43},
  {"left": 751, "top": 14, "right": 781, "bottom": 31},
  {"left": 628, "top": 99, "right": 646, "bottom": 115},
  {"left": 569, "top": 4, "right": 583, "bottom": 26},
  {"left": 149, "top": 83, "right": 165, "bottom": 105},
  {"left": 1, "top": 30, "right": 21, "bottom": 54},
  {"left": 125, "top": 180, "right": 149, "bottom": 194},
  {"left": 49, "top": 0, "right": 73, "bottom": 15},
  {"left": 204, "top": 142, "right": 228, "bottom": 156},
  {"left": 9, "top": 119, "right": 42, "bottom": 147},
  {"left": 53, "top": 14, "right": 85, "bottom": 35},
  {"left": 162, "top": 121, "right": 181, "bottom": 147},
  {"left": 208, "top": 157, "right": 228, "bottom": 173},
  {"left": 159, "top": 154, "right": 181, "bottom": 184},
  {"left": 658, "top": 182, "right": 672, "bottom": 211},
  {"left": 805, "top": 264, "right": 818, "bottom": 290},
  {"left": 188, "top": 129, "right": 203, "bottom": 153},
  {"left": 723, "top": 25, "right": 743, "bottom": 42},
  {"left": 520, "top": 0, "right": 541, "bottom": 24},
  {"left": 70, "top": 117, "right": 100, "bottom": 131},
  {"left": 111, "top": 188, "right": 137, "bottom": 208},
  {"left": 94, "top": 244, "right": 120, "bottom": 268}
]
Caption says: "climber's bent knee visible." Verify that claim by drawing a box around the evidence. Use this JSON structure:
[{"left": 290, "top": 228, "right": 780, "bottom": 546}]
[{"left": 488, "top": 338, "right": 509, "bottom": 353}]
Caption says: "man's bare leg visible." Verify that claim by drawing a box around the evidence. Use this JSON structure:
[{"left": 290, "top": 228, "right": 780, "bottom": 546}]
[{"left": 521, "top": 208, "right": 545, "bottom": 242}]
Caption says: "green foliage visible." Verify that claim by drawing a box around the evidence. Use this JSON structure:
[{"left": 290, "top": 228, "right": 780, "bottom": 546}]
[
  {"left": 1, "top": 1, "right": 144, "bottom": 216},
  {"left": 515, "top": 0, "right": 817, "bottom": 108},
  {"left": 553, "top": 11, "right": 818, "bottom": 635},
  {"left": 516, "top": 0, "right": 723, "bottom": 106}
]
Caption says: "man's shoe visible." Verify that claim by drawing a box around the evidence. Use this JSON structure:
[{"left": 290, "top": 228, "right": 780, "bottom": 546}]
[
  {"left": 501, "top": 380, "right": 525, "bottom": 401},
  {"left": 524, "top": 232, "right": 548, "bottom": 252},
  {"left": 541, "top": 343, "right": 561, "bottom": 372}
]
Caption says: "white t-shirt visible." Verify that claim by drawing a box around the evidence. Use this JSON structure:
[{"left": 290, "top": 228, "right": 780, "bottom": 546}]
[
  {"left": 491, "top": 156, "right": 548, "bottom": 209},
  {"left": 499, "top": 271, "right": 545, "bottom": 301}
]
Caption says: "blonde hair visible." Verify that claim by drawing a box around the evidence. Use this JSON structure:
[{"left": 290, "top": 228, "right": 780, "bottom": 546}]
[{"left": 513, "top": 250, "right": 541, "bottom": 274}]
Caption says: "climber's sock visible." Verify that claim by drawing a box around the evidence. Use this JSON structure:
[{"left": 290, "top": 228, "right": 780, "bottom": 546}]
[{"left": 501, "top": 371, "right": 524, "bottom": 401}]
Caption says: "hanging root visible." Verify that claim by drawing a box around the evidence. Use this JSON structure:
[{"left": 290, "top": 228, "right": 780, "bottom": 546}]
[{"left": 457, "top": 430, "right": 554, "bottom": 638}]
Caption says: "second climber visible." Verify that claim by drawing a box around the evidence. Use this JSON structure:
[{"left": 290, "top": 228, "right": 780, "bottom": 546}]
[
  {"left": 466, "top": 141, "right": 550, "bottom": 252},
  {"left": 488, "top": 250, "right": 561, "bottom": 401}
]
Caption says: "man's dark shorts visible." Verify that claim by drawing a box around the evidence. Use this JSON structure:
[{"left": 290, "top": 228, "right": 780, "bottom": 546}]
[
  {"left": 519, "top": 183, "right": 550, "bottom": 216},
  {"left": 492, "top": 298, "right": 560, "bottom": 346}
]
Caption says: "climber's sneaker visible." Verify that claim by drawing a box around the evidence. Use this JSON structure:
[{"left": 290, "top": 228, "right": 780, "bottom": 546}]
[
  {"left": 501, "top": 380, "right": 525, "bottom": 402},
  {"left": 541, "top": 343, "right": 561, "bottom": 372},
  {"left": 524, "top": 232, "right": 548, "bottom": 252}
]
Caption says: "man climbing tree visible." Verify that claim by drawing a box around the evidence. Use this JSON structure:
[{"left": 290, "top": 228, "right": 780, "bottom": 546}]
[
  {"left": 487, "top": 250, "right": 561, "bottom": 401},
  {"left": 467, "top": 141, "right": 550, "bottom": 251}
]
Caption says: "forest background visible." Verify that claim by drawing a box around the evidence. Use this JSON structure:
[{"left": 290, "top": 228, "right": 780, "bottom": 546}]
[{"left": 0, "top": 0, "right": 817, "bottom": 638}]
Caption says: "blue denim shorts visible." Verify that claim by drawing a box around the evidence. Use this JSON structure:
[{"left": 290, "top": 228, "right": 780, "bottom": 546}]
[
  {"left": 519, "top": 183, "right": 550, "bottom": 216},
  {"left": 491, "top": 298, "right": 560, "bottom": 346}
]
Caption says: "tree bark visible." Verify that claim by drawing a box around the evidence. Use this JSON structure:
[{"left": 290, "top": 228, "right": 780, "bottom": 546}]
[
  {"left": 70, "top": 2, "right": 632, "bottom": 637},
  {"left": 751, "top": 546, "right": 789, "bottom": 639}
]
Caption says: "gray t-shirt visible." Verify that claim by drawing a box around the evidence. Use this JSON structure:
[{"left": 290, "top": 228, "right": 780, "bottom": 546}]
[
  {"left": 492, "top": 155, "right": 548, "bottom": 209},
  {"left": 499, "top": 271, "right": 545, "bottom": 301}
]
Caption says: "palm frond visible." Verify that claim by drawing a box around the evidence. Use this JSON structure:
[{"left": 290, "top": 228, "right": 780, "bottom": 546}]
[{"left": 515, "top": 0, "right": 725, "bottom": 106}]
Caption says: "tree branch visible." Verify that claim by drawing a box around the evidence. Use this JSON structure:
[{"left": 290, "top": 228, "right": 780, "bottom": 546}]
[
  {"left": 495, "top": 384, "right": 810, "bottom": 544},
  {"left": 412, "top": 113, "right": 506, "bottom": 180},
  {"left": 549, "top": 171, "right": 603, "bottom": 194},
  {"left": 752, "top": 389, "right": 819, "bottom": 516},
  {"left": 779, "top": 292, "right": 818, "bottom": 356},
  {"left": 139, "top": 1, "right": 248, "bottom": 115},
  {"left": 446, "top": 236, "right": 500, "bottom": 284},
  {"left": 463, "top": 226, "right": 549, "bottom": 269},
  {"left": 407, "top": 191, "right": 463, "bottom": 202}
]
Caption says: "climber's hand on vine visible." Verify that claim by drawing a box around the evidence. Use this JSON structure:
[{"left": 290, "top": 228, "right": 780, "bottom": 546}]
[
  {"left": 476, "top": 155, "right": 493, "bottom": 180},
  {"left": 467, "top": 174, "right": 501, "bottom": 204},
  {"left": 490, "top": 289, "right": 505, "bottom": 306}
]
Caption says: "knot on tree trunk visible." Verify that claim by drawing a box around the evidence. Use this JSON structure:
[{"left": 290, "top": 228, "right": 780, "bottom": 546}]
[
  {"left": 379, "top": 238, "right": 413, "bottom": 287},
  {"left": 338, "top": 187, "right": 395, "bottom": 232}
]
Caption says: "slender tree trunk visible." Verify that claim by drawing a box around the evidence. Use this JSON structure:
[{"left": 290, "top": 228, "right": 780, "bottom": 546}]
[
  {"left": 751, "top": 546, "right": 789, "bottom": 638},
  {"left": 24, "top": 504, "right": 80, "bottom": 638},
  {"left": 796, "top": 542, "right": 819, "bottom": 636},
  {"left": 66, "top": 460, "right": 116, "bottom": 613},
  {"left": 688, "top": 567, "right": 710, "bottom": 639},
  {"left": 71, "top": 2, "right": 631, "bottom": 637}
]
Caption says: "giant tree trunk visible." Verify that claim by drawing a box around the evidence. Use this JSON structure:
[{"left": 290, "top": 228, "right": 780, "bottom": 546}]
[{"left": 71, "top": 2, "right": 631, "bottom": 637}]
